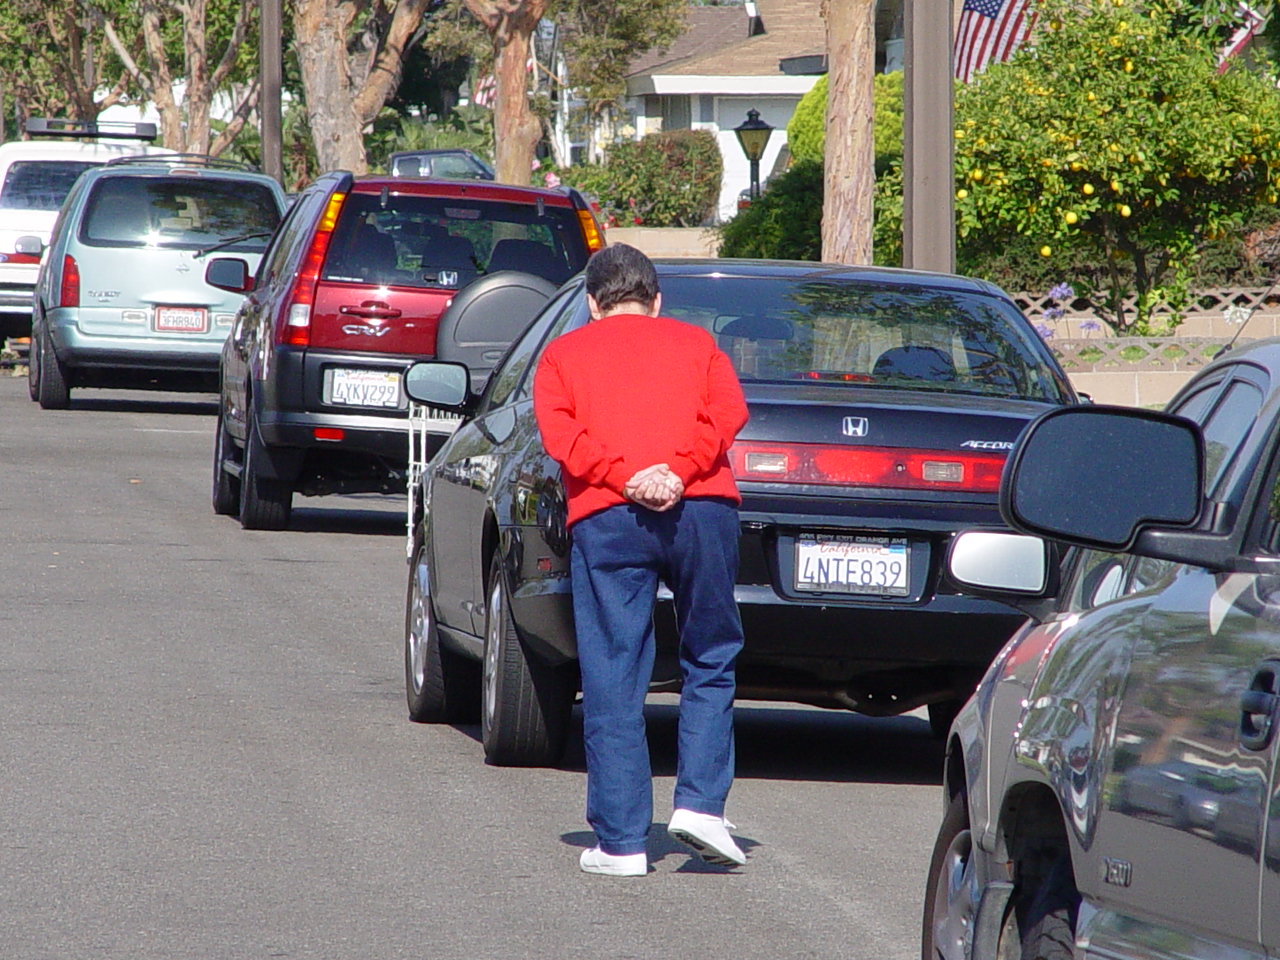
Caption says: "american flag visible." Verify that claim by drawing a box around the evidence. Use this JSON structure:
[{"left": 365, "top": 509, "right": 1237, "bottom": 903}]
[
  {"left": 953, "top": 0, "right": 1036, "bottom": 83},
  {"left": 472, "top": 73, "right": 496, "bottom": 108},
  {"left": 1217, "top": 3, "right": 1266, "bottom": 72}
]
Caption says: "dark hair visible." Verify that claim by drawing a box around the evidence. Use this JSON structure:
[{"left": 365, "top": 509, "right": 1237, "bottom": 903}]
[{"left": 584, "top": 244, "right": 660, "bottom": 313}]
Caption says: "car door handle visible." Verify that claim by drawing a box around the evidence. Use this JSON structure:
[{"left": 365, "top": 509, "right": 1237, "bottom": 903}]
[
  {"left": 1240, "top": 663, "right": 1280, "bottom": 751},
  {"left": 340, "top": 301, "right": 402, "bottom": 320}
]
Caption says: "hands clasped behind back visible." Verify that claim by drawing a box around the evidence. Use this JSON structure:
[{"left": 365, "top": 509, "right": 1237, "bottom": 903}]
[{"left": 623, "top": 463, "right": 684, "bottom": 512}]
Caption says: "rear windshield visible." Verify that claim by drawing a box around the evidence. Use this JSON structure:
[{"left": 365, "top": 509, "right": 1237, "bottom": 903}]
[
  {"left": 322, "top": 193, "right": 588, "bottom": 290},
  {"left": 0, "top": 161, "right": 99, "bottom": 211},
  {"left": 80, "top": 176, "right": 281, "bottom": 252},
  {"left": 660, "top": 275, "right": 1069, "bottom": 403}
]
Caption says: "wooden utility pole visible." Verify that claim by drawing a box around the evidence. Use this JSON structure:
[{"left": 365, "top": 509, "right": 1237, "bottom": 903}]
[
  {"left": 903, "top": 0, "right": 955, "bottom": 272},
  {"left": 261, "top": 0, "right": 283, "bottom": 183},
  {"left": 821, "top": 0, "right": 876, "bottom": 265}
]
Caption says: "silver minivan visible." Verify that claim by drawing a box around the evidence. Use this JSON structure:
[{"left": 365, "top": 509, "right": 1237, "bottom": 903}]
[{"left": 28, "top": 155, "right": 286, "bottom": 408}]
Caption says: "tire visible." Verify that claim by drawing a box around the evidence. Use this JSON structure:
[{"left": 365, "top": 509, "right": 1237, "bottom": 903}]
[
  {"left": 405, "top": 530, "right": 480, "bottom": 723},
  {"left": 238, "top": 410, "right": 292, "bottom": 530},
  {"left": 922, "top": 791, "right": 983, "bottom": 960},
  {"left": 211, "top": 410, "right": 241, "bottom": 517},
  {"left": 1004, "top": 856, "right": 1079, "bottom": 960},
  {"left": 26, "top": 326, "right": 39, "bottom": 401},
  {"left": 928, "top": 698, "right": 964, "bottom": 740},
  {"left": 36, "top": 328, "right": 70, "bottom": 410},
  {"left": 481, "top": 554, "right": 573, "bottom": 767}
]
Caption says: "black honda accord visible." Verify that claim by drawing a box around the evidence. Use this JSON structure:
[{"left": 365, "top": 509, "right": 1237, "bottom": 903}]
[{"left": 401, "top": 260, "right": 1079, "bottom": 765}]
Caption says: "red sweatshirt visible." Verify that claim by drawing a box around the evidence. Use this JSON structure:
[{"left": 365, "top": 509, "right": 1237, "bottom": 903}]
[{"left": 533, "top": 312, "right": 749, "bottom": 528}]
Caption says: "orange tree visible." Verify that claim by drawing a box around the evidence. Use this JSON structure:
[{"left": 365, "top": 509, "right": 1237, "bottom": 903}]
[{"left": 947, "top": 0, "right": 1280, "bottom": 333}]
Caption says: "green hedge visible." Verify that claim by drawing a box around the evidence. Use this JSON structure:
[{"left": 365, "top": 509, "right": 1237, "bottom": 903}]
[
  {"left": 717, "top": 160, "right": 823, "bottom": 260},
  {"left": 559, "top": 129, "right": 722, "bottom": 228}
]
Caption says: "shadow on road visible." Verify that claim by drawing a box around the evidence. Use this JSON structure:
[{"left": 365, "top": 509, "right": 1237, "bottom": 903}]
[
  {"left": 447, "top": 698, "right": 944, "bottom": 786},
  {"left": 69, "top": 394, "right": 219, "bottom": 416},
  {"left": 288, "top": 503, "right": 406, "bottom": 537}
]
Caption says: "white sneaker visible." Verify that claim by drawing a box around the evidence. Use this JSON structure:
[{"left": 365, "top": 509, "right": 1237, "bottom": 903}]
[
  {"left": 668, "top": 808, "right": 747, "bottom": 866},
  {"left": 579, "top": 846, "right": 647, "bottom": 876}
]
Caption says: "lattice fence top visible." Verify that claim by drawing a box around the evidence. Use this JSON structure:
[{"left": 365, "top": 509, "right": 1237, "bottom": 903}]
[
  {"left": 1016, "top": 286, "right": 1280, "bottom": 322},
  {"left": 1051, "top": 336, "right": 1245, "bottom": 372}
]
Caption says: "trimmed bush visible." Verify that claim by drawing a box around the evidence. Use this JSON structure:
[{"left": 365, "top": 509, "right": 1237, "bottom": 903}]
[
  {"left": 559, "top": 129, "right": 722, "bottom": 228},
  {"left": 718, "top": 159, "right": 823, "bottom": 260}
]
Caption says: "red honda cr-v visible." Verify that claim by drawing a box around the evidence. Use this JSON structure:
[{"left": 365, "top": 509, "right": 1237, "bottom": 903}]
[{"left": 206, "top": 170, "right": 603, "bottom": 529}]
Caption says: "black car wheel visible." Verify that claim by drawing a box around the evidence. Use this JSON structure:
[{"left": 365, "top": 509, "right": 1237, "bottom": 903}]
[
  {"left": 1001, "top": 856, "right": 1079, "bottom": 960},
  {"left": 238, "top": 409, "right": 292, "bottom": 530},
  {"left": 212, "top": 410, "right": 241, "bottom": 517},
  {"left": 481, "top": 554, "right": 572, "bottom": 767},
  {"left": 36, "top": 328, "right": 70, "bottom": 410},
  {"left": 405, "top": 530, "right": 479, "bottom": 722},
  {"left": 26, "top": 327, "right": 39, "bottom": 401},
  {"left": 922, "top": 790, "right": 984, "bottom": 960}
]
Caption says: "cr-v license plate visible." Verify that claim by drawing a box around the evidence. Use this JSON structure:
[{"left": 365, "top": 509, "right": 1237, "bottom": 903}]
[
  {"left": 794, "top": 532, "right": 910, "bottom": 596},
  {"left": 327, "top": 368, "right": 401, "bottom": 408}
]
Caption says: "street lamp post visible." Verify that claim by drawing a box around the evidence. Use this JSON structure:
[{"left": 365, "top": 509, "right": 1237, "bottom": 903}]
[{"left": 734, "top": 109, "right": 774, "bottom": 200}]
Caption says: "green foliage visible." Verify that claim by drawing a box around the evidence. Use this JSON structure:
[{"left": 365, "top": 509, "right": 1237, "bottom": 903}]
[
  {"left": 367, "top": 105, "right": 495, "bottom": 173},
  {"left": 718, "top": 160, "right": 823, "bottom": 260},
  {"left": 560, "top": 130, "right": 722, "bottom": 227},
  {"left": 786, "top": 72, "right": 904, "bottom": 176},
  {"left": 947, "top": 0, "right": 1280, "bottom": 332}
]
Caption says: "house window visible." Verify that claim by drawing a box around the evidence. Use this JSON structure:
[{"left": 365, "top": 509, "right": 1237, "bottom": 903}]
[{"left": 659, "top": 95, "right": 691, "bottom": 131}]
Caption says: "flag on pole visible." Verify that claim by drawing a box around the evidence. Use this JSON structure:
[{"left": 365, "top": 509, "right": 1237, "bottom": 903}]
[
  {"left": 472, "top": 73, "right": 497, "bottom": 108},
  {"left": 1217, "top": 3, "right": 1265, "bottom": 72},
  {"left": 953, "top": 0, "right": 1036, "bottom": 83}
]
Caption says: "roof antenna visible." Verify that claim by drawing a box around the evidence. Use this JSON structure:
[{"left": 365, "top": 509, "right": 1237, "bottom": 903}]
[{"left": 1216, "top": 276, "right": 1278, "bottom": 358}]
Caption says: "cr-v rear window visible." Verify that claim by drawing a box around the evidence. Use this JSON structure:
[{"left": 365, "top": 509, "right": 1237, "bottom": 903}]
[
  {"left": 321, "top": 193, "right": 588, "bottom": 291},
  {"left": 1, "top": 160, "right": 100, "bottom": 211},
  {"left": 80, "top": 176, "right": 281, "bottom": 251}
]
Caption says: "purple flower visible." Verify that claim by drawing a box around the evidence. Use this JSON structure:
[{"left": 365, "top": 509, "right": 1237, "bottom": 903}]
[
  {"left": 1048, "top": 282, "right": 1075, "bottom": 301},
  {"left": 1034, "top": 322, "right": 1054, "bottom": 339},
  {"left": 1044, "top": 306, "right": 1065, "bottom": 320},
  {"left": 1080, "top": 318, "right": 1101, "bottom": 332}
]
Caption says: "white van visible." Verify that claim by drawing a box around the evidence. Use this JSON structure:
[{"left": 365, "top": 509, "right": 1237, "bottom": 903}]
[{"left": 0, "top": 119, "right": 169, "bottom": 338}]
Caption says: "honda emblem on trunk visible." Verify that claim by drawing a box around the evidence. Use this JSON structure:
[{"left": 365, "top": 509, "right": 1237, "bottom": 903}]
[{"left": 842, "top": 416, "right": 869, "bottom": 437}]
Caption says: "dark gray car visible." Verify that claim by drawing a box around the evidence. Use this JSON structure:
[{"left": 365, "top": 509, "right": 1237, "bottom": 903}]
[{"left": 924, "top": 338, "right": 1280, "bottom": 960}]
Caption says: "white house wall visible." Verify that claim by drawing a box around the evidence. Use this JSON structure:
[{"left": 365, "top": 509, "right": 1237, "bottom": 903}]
[{"left": 714, "top": 95, "right": 804, "bottom": 223}]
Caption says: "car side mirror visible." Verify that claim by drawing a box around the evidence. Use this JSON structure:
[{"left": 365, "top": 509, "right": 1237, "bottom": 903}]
[
  {"left": 404, "top": 360, "right": 473, "bottom": 411},
  {"left": 14, "top": 235, "right": 43, "bottom": 256},
  {"left": 205, "top": 257, "right": 254, "bottom": 294},
  {"left": 947, "top": 530, "right": 1052, "bottom": 595},
  {"left": 1002, "top": 406, "right": 1203, "bottom": 550}
]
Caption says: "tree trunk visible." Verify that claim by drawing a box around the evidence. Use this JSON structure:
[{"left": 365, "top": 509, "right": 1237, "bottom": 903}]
[
  {"left": 822, "top": 0, "right": 875, "bottom": 265},
  {"left": 293, "top": 1, "right": 367, "bottom": 173},
  {"left": 464, "top": 0, "right": 547, "bottom": 185}
]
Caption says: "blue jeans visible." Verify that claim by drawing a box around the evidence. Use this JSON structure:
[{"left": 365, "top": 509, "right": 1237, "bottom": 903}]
[{"left": 570, "top": 497, "right": 744, "bottom": 856}]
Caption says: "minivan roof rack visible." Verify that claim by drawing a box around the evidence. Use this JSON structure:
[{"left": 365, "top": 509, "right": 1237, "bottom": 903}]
[
  {"left": 25, "top": 118, "right": 158, "bottom": 142},
  {"left": 103, "top": 153, "right": 259, "bottom": 173}
]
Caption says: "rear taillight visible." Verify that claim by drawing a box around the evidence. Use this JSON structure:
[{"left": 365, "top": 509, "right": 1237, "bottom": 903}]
[
  {"left": 577, "top": 209, "right": 605, "bottom": 252},
  {"left": 60, "top": 254, "right": 80, "bottom": 308},
  {"left": 279, "top": 191, "right": 346, "bottom": 347},
  {"left": 729, "top": 441, "right": 1006, "bottom": 493}
]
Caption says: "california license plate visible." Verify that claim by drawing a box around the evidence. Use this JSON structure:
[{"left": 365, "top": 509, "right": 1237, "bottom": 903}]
[
  {"left": 328, "top": 368, "right": 401, "bottom": 408},
  {"left": 794, "top": 533, "right": 910, "bottom": 596},
  {"left": 154, "top": 305, "right": 208, "bottom": 333}
]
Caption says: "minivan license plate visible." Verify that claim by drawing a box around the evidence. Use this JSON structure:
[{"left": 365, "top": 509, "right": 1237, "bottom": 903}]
[
  {"left": 794, "top": 533, "right": 910, "bottom": 596},
  {"left": 154, "top": 306, "right": 208, "bottom": 333},
  {"left": 329, "top": 368, "right": 401, "bottom": 408}
]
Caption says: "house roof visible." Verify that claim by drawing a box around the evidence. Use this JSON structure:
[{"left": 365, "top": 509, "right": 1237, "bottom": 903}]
[{"left": 627, "top": 0, "right": 826, "bottom": 81}]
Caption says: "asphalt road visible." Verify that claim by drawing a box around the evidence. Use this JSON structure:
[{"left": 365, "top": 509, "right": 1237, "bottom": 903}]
[{"left": 0, "top": 374, "right": 945, "bottom": 960}]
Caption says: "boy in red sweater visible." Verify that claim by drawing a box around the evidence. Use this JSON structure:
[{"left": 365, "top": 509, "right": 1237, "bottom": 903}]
[{"left": 533, "top": 244, "right": 749, "bottom": 877}]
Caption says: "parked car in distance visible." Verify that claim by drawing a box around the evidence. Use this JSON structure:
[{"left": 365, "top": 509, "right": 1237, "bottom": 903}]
[
  {"left": 27, "top": 154, "right": 286, "bottom": 408},
  {"left": 924, "top": 337, "right": 1280, "bottom": 960},
  {"left": 205, "top": 170, "right": 604, "bottom": 531},
  {"left": 388, "top": 149, "right": 495, "bottom": 180},
  {"left": 0, "top": 118, "right": 170, "bottom": 339},
  {"left": 400, "top": 260, "right": 1080, "bottom": 766}
]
